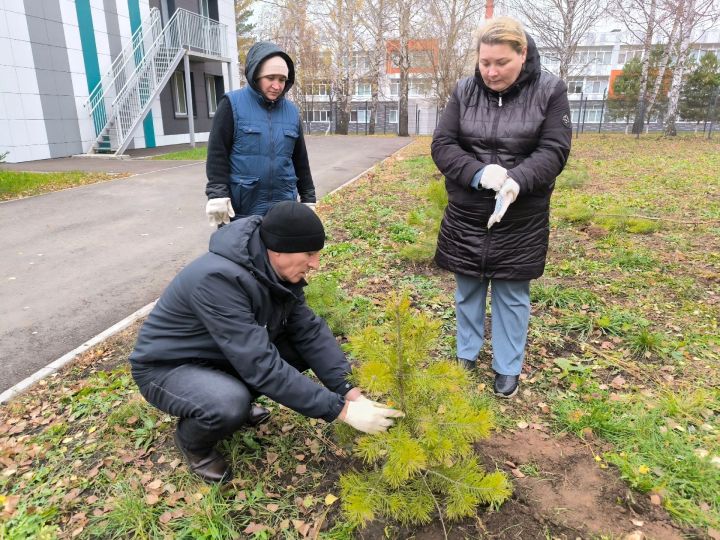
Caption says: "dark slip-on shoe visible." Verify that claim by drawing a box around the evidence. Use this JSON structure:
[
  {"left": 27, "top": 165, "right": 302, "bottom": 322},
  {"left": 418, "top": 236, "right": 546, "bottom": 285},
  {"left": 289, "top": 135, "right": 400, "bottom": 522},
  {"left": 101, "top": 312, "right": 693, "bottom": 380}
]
[{"left": 493, "top": 373, "right": 519, "bottom": 398}]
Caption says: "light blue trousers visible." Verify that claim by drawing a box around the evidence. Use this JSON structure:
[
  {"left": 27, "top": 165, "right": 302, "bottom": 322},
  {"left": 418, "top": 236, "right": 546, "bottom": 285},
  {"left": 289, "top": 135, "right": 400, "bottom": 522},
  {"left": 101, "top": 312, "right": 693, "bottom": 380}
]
[{"left": 455, "top": 274, "right": 530, "bottom": 376}]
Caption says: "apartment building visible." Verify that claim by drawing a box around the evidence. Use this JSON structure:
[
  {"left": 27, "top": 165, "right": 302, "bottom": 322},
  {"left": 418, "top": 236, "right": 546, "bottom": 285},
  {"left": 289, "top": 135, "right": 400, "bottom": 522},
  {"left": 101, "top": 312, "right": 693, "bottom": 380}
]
[
  {"left": 300, "top": 39, "right": 439, "bottom": 136},
  {"left": 538, "top": 26, "right": 720, "bottom": 126},
  {"left": 299, "top": 22, "right": 720, "bottom": 135},
  {"left": 0, "top": 0, "right": 239, "bottom": 163}
]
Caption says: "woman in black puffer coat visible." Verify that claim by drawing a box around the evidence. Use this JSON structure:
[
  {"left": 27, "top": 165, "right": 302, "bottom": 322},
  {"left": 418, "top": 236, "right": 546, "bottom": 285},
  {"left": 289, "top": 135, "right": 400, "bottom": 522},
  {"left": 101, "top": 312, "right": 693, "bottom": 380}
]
[{"left": 431, "top": 17, "right": 572, "bottom": 398}]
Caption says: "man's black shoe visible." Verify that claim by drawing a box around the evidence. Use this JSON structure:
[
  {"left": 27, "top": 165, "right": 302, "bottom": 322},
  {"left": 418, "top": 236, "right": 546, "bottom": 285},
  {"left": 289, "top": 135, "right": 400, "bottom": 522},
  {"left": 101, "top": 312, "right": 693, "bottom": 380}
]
[
  {"left": 457, "top": 358, "right": 477, "bottom": 372},
  {"left": 493, "top": 373, "right": 519, "bottom": 398},
  {"left": 247, "top": 404, "right": 271, "bottom": 427},
  {"left": 173, "top": 431, "right": 232, "bottom": 484}
]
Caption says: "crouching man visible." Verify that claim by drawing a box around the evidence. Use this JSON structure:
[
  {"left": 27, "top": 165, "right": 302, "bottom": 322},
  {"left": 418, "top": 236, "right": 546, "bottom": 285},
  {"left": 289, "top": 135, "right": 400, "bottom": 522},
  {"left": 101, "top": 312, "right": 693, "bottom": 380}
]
[{"left": 130, "top": 201, "right": 403, "bottom": 483}]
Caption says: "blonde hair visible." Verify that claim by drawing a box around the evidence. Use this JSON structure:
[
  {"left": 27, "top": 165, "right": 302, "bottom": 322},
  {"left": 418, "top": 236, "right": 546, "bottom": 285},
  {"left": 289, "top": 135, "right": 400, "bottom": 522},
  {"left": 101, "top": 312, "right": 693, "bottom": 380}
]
[{"left": 474, "top": 17, "right": 527, "bottom": 54}]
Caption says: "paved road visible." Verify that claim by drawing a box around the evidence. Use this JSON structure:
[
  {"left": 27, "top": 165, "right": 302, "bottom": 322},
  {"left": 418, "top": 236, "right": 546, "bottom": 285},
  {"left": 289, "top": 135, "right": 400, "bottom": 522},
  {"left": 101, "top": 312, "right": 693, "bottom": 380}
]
[{"left": 0, "top": 136, "right": 410, "bottom": 392}]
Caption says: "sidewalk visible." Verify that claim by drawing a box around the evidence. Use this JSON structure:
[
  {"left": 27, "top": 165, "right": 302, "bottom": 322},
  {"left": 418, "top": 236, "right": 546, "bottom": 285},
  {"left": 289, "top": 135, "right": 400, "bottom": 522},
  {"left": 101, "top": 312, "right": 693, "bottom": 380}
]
[{"left": 0, "top": 135, "right": 411, "bottom": 393}]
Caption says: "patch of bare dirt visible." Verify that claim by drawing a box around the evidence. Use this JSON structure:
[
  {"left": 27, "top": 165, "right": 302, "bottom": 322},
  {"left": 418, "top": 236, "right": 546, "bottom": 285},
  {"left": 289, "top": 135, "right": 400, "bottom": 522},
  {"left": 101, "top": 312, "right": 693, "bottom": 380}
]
[{"left": 478, "top": 429, "right": 687, "bottom": 540}]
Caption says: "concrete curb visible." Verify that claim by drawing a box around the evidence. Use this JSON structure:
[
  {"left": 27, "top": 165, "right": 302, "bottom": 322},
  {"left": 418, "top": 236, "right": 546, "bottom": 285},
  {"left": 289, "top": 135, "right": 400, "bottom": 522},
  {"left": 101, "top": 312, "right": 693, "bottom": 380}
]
[
  {"left": 0, "top": 301, "right": 157, "bottom": 404},
  {"left": 1, "top": 138, "right": 412, "bottom": 404}
]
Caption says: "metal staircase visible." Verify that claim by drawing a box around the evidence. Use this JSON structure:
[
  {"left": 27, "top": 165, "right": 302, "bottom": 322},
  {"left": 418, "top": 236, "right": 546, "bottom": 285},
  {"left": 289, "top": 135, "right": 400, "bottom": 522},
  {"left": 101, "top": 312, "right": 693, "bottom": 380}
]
[{"left": 84, "top": 8, "right": 229, "bottom": 157}]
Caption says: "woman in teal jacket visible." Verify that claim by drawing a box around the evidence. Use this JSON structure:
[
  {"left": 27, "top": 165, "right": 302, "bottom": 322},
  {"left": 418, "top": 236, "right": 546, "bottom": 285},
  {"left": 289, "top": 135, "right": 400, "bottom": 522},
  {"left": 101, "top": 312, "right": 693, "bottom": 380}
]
[{"left": 205, "top": 42, "right": 317, "bottom": 224}]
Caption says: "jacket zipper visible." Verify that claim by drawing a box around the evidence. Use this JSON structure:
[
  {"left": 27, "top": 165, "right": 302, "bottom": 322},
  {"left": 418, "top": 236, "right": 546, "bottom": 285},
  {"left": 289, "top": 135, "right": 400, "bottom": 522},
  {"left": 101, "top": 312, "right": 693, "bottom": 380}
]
[
  {"left": 268, "top": 106, "right": 274, "bottom": 206},
  {"left": 482, "top": 90, "right": 504, "bottom": 274}
]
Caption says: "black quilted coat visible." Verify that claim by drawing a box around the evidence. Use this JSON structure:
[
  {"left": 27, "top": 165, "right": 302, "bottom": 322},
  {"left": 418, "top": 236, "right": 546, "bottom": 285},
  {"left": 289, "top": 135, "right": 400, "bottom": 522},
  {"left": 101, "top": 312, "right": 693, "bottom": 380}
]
[{"left": 431, "top": 35, "right": 572, "bottom": 280}]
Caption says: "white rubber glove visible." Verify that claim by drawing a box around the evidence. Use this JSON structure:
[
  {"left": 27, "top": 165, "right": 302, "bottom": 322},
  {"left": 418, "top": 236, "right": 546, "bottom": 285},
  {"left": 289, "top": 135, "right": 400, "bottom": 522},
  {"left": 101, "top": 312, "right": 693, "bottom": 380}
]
[
  {"left": 206, "top": 197, "right": 235, "bottom": 227},
  {"left": 480, "top": 164, "right": 508, "bottom": 191},
  {"left": 303, "top": 202, "right": 317, "bottom": 213},
  {"left": 487, "top": 177, "right": 520, "bottom": 229},
  {"left": 341, "top": 399, "right": 405, "bottom": 435}
]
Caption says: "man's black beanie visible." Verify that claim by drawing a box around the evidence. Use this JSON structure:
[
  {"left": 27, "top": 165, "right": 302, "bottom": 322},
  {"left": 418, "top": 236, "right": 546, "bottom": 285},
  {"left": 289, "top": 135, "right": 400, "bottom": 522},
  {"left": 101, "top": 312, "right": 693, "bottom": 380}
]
[{"left": 260, "top": 201, "right": 325, "bottom": 253}]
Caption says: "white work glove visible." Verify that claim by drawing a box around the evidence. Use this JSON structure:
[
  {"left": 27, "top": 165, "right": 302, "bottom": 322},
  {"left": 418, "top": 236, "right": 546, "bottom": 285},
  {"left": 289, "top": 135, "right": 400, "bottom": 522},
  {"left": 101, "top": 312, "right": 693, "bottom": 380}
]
[
  {"left": 480, "top": 164, "right": 509, "bottom": 191},
  {"left": 487, "top": 177, "right": 520, "bottom": 229},
  {"left": 303, "top": 202, "right": 317, "bottom": 213},
  {"left": 205, "top": 197, "right": 235, "bottom": 227},
  {"left": 341, "top": 399, "right": 405, "bottom": 435}
]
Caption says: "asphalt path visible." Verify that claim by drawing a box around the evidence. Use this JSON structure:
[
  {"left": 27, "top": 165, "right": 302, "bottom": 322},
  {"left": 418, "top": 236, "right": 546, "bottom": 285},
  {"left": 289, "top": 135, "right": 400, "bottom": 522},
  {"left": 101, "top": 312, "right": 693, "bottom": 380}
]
[{"left": 0, "top": 136, "right": 410, "bottom": 392}]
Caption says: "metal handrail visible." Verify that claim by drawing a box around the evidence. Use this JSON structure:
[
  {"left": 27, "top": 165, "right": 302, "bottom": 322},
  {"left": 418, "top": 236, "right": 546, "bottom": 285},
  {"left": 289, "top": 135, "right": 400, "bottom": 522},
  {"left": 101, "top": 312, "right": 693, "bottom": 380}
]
[
  {"left": 85, "top": 8, "right": 162, "bottom": 133},
  {"left": 91, "top": 8, "right": 227, "bottom": 151},
  {"left": 107, "top": 9, "right": 228, "bottom": 153}
]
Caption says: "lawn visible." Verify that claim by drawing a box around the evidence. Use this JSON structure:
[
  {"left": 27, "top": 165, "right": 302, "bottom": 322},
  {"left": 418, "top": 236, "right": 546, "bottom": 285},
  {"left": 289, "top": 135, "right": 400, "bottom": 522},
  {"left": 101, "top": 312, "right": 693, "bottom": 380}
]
[
  {"left": 150, "top": 147, "right": 208, "bottom": 160},
  {"left": 0, "top": 170, "right": 127, "bottom": 201},
  {"left": 1, "top": 134, "right": 718, "bottom": 539}
]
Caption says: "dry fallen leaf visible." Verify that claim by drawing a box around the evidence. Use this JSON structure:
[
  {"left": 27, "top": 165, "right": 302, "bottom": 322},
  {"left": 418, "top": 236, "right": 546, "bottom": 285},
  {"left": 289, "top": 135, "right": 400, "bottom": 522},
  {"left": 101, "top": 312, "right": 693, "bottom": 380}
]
[
  {"left": 145, "top": 493, "right": 159, "bottom": 505},
  {"left": 650, "top": 493, "right": 662, "bottom": 505},
  {"left": 266, "top": 503, "right": 280, "bottom": 512},
  {"left": 147, "top": 479, "right": 162, "bottom": 490},
  {"left": 324, "top": 493, "right": 338, "bottom": 505},
  {"left": 511, "top": 468, "right": 526, "bottom": 478},
  {"left": 244, "top": 522, "right": 272, "bottom": 535},
  {"left": 159, "top": 511, "right": 173, "bottom": 524}
]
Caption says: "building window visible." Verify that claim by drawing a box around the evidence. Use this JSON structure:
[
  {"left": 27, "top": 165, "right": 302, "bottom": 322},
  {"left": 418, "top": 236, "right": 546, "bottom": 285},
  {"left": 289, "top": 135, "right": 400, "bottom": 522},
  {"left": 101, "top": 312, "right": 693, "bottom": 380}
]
[
  {"left": 585, "top": 79, "right": 607, "bottom": 95},
  {"left": 409, "top": 79, "right": 431, "bottom": 97},
  {"left": 389, "top": 81, "right": 399, "bottom": 97},
  {"left": 173, "top": 71, "right": 188, "bottom": 116},
  {"left": 572, "top": 104, "right": 605, "bottom": 123},
  {"left": 573, "top": 49, "right": 612, "bottom": 65},
  {"left": 618, "top": 49, "right": 643, "bottom": 64},
  {"left": 199, "top": 0, "right": 210, "bottom": 17},
  {"left": 409, "top": 51, "right": 432, "bottom": 68},
  {"left": 388, "top": 109, "right": 398, "bottom": 123},
  {"left": 303, "top": 110, "right": 331, "bottom": 122},
  {"left": 206, "top": 75, "right": 217, "bottom": 116},
  {"left": 355, "top": 82, "right": 372, "bottom": 97},
  {"left": 353, "top": 53, "right": 369, "bottom": 72},
  {"left": 310, "top": 82, "right": 330, "bottom": 96},
  {"left": 567, "top": 80, "right": 583, "bottom": 94},
  {"left": 350, "top": 109, "right": 370, "bottom": 123}
]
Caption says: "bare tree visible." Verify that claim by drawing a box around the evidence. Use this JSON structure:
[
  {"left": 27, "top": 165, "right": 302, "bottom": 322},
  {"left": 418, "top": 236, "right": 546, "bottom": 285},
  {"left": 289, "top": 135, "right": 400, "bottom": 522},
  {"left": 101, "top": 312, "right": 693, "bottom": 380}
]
[
  {"left": 420, "top": 0, "right": 485, "bottom": 107},
  {"left": 661, "top": 0, "right": 718, "bottom": 135},
  {"left": 386, "top": 0, "right": 424, "bottom": 136},
  {"left": 612, "top": 0, "right": 669, "bottom": 133},
  {"left": 359, "top": 0, "right": 391, "bottom": 134},
  {"left": 506, "top": 0, "right": 611, "bottom": 81},
  {"left": 315, "top": 0, "right": 363, "bottom": 135}
]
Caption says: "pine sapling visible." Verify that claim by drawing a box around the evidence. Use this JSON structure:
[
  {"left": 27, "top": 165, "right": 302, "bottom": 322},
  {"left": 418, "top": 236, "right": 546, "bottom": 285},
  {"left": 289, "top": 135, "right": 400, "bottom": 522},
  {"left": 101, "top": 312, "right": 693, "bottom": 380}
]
[{"left": 339, "top": 294, "right": 511, "bottom": 530}]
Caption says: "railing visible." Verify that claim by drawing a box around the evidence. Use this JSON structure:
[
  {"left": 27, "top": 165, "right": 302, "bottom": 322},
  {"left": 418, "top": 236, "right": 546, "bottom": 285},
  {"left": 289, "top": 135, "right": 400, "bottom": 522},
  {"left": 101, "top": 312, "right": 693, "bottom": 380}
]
[
  {"left": 85, "top": 8, "right": 163, "bottom": 136},
  {"left": 90, "top": 8, "right": 228, "bottom": 154}
]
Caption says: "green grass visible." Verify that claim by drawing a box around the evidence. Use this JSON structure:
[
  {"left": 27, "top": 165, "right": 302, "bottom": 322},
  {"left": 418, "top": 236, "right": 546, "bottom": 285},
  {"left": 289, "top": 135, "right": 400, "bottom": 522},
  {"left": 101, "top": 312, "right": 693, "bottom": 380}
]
[
  {"left": 151, "top": 147, "right": 208, "bottom": 160},
  {"left": 552, "top": 386, "right": 720, "bottom": 529},
  {"left": 0, "top": 170, "right": 122, "bottom": 200},
  {"left": 2, "top": 134, "right": 720, "bottom": 537}
]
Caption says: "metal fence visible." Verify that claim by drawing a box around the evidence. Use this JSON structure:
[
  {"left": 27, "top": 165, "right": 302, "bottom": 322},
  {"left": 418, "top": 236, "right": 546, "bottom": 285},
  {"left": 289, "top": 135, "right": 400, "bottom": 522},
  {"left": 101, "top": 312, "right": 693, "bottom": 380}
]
[
  {"left": 300, "top": 93, "right": 719, "bottom": 138},
  {"left": 569, "top": 93, "right": 719, "bottom": 138}
]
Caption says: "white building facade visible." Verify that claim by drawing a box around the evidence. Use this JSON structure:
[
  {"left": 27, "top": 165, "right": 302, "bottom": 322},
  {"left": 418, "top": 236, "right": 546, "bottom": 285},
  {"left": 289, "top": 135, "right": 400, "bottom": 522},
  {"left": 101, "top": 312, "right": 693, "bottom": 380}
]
[{"left": 0, "top": 0, "right": 239, "bottom": 163}]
